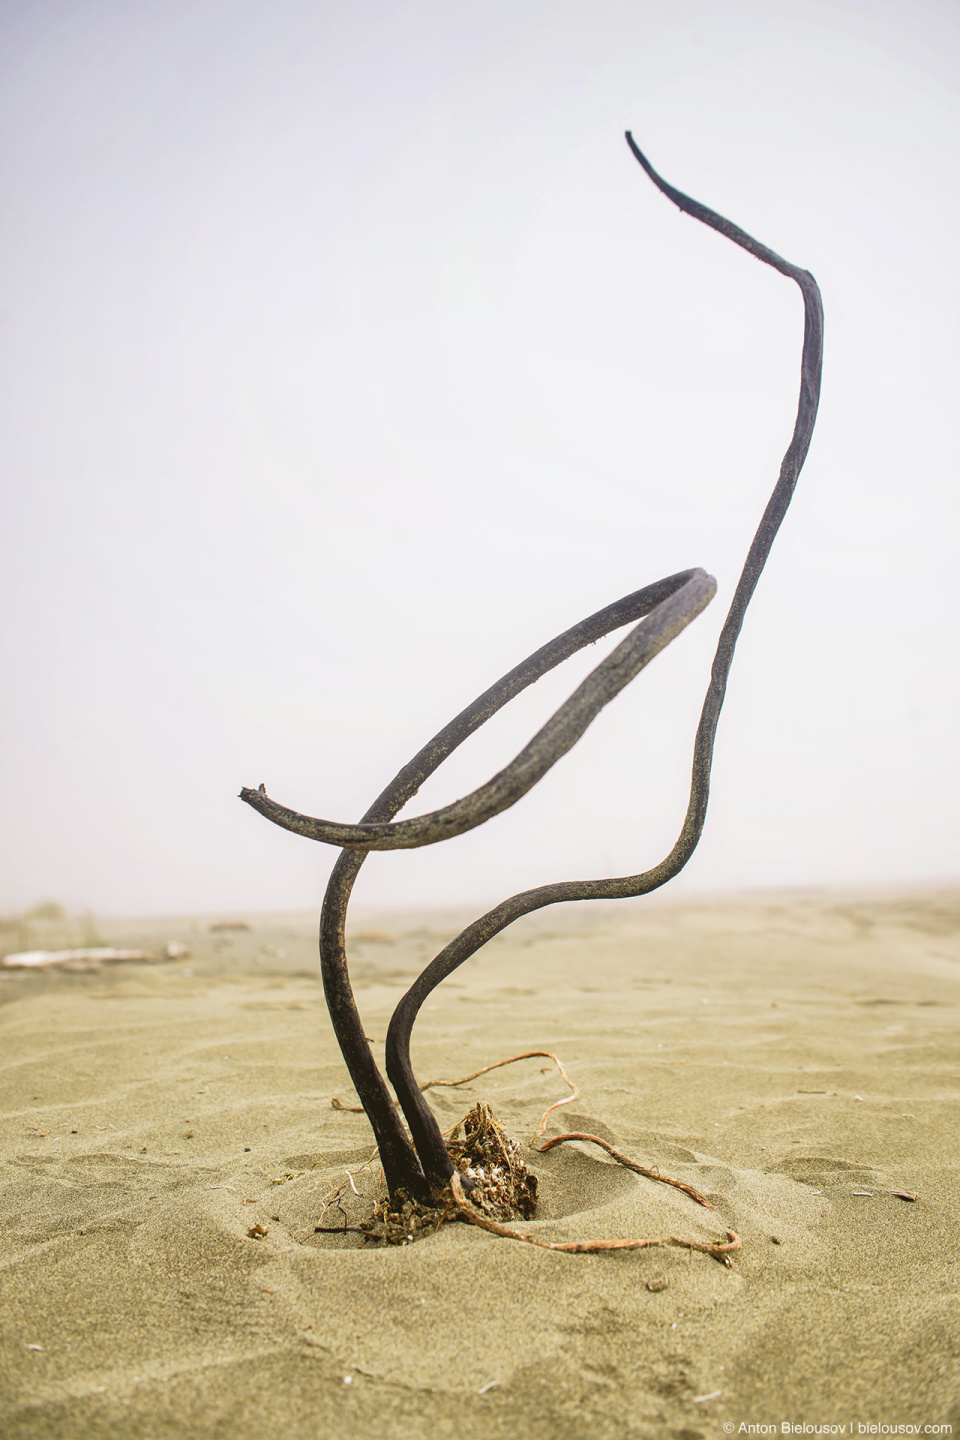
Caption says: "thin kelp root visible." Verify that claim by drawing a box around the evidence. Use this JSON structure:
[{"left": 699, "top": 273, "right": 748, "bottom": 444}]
[
  {"left": 534, "top": 1132, "right": 714, "bottom": 1209},
  {"left": 241, "top": 133, "right": 823, "bottom": 1214},
  {"left": 330, "top": 1048, "right": 580, "bottom": 1130},
  {"left": 450, "top": 1172, "right": 741, "bottom": 1267}
]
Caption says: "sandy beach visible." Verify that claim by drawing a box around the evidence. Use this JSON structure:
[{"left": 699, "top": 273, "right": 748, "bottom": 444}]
[{"left": 2, "top": 888, "right": 958, "bottom": 1438}]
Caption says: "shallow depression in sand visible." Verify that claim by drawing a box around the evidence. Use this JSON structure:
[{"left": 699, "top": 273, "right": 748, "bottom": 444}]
[
  {"left": 525, "top": 1135, "right": 649, "bottom": 1218},
  {"left": 3, "top": 891, "right": 958, "bottom": 1433}
]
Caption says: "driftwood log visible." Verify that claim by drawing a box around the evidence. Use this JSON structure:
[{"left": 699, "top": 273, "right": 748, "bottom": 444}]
[{"left": 241, "top": 135, "right": 823, "bottom": 1203}]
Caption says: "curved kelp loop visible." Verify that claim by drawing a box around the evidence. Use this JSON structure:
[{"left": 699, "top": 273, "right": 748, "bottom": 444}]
[
  {"left": 240, "top": 568, "right": 714, "bottom": 850},
  {"left": 240, "top": 137, "right": 823, "bottom": 1206}
]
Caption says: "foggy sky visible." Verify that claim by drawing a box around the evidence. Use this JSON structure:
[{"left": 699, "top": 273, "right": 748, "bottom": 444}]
[{"left": 2, "top": 0, "right": 958, "bottom": 916}]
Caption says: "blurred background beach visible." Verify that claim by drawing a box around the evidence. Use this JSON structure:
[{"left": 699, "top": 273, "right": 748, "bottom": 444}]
[{"left": 1, "top": 0, "right": 958, "bottom": 923}]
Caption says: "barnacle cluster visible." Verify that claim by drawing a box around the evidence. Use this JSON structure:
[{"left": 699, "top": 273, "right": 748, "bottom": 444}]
[
  {"left": 447, "top": 1103, "right": 537, "bottom": 1221},
  {"left": 362, "top": 1192, "right": 450, "bottom": 1246},
  {"left": 361, "top": 1102, "right": 537, "bottom": 1244}
]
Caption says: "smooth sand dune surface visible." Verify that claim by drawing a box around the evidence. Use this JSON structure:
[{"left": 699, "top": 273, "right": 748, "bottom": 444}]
[{"left": 1, "top": 890, "right": 959, "bottom": 1438}]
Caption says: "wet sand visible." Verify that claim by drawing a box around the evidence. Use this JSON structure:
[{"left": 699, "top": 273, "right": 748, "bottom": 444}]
[{"left": 2, "top": 889, "right": 959, "bottom": 1438}]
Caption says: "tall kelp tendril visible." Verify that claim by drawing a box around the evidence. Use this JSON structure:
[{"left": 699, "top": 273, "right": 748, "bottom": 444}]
[{"left": 241, "top": 135, "right": 823, "bottom": 1224}]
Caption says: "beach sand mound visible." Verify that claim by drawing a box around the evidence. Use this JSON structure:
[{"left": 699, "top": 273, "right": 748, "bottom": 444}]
[{"left": 1, "top": 891, "right": 958, "bottom": 1437}]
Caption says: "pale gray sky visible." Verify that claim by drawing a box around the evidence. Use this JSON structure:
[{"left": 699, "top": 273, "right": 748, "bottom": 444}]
[{"left": 2, "top": 0, "right": 958, "bottom": 916}]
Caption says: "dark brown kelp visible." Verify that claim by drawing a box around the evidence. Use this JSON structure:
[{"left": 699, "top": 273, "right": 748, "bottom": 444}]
[{"left": 241, "top": 135, "right": 823, "bottom": 1205}]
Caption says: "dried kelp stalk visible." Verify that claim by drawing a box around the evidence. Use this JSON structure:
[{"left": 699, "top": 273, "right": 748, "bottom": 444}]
[{"left": 241, "top": 135, "right": 823, "bottom": 1206}]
